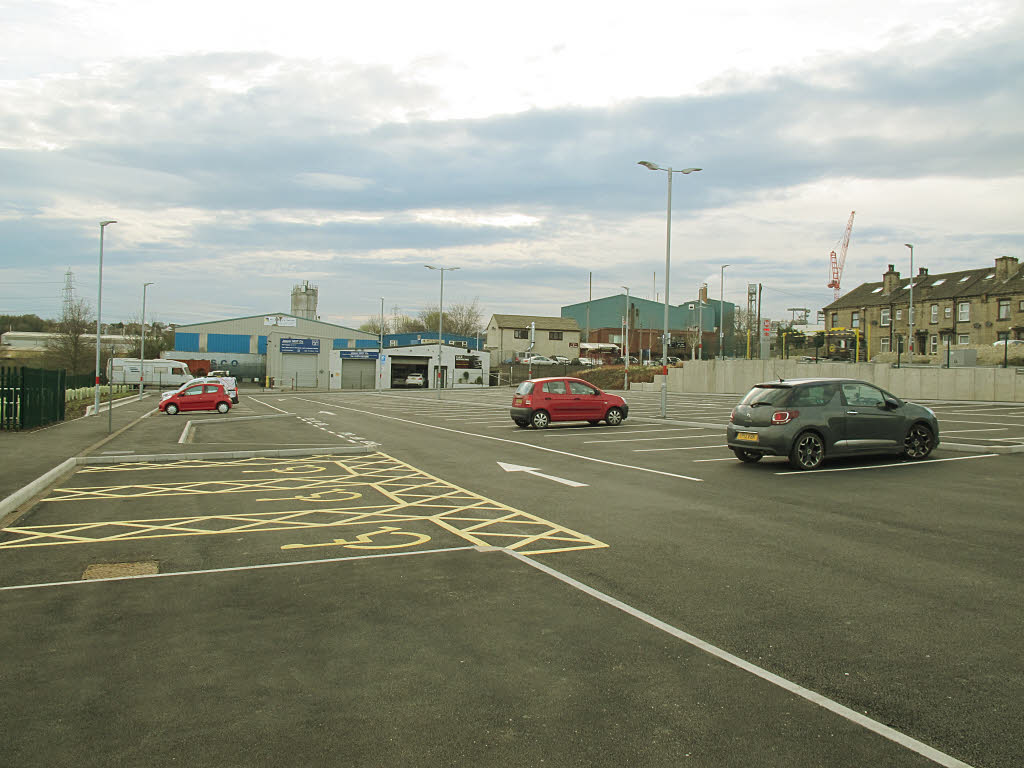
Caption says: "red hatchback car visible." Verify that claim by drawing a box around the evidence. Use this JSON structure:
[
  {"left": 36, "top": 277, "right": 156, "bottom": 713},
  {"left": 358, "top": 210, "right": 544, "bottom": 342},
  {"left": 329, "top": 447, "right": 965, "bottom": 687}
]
[
  {"left": 510, "top": 377, "right": 628, "bottom": 429},
  {"left": 158, "top": 382, "right": 232, "bottom": 415}
]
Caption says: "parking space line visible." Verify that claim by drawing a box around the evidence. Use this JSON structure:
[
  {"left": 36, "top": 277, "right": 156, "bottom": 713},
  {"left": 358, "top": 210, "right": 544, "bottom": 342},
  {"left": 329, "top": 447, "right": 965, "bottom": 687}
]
[
  {"left": 693, "top": 457, "right": 736, "bottom": 462},
  {"left": 540, "top": 427, "right": 708, "bottom": 439},
  {"left": 585, "top": 434, "right": 719, "bottom": 444},
  {"left": 509, "top": 551, "right": 975, "bottom": 768},
  {"left": 942, "top": 428, "right": 1007, "bottom": 433},
  {"left": 634, "top": 445, "right": 727, "bottom": 452},
  {"left": 295, "top": 398, "right": 704, "bottom": 482},
  {"left": 774, "top": 454, "right": 998, "bottom": 475}
]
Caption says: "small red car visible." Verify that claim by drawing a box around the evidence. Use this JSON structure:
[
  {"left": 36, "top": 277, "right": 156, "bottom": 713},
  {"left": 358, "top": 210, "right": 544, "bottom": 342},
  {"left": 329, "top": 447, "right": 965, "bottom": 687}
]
[
  {"left": 158, "top": 382, "right": 232, "bottom": 415},
  {"left": 510, "top": 376, "right": 628, "bottom": 429}
]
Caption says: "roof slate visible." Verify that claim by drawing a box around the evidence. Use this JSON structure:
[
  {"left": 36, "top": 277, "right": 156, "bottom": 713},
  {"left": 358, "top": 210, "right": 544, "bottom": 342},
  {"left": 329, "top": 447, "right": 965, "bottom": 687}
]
[
  {"left": 825, "top": 262, "right": 1024, "bottom": 310},
  {"left": 490, "top": 314, "right": 581, "bottom": 331}
]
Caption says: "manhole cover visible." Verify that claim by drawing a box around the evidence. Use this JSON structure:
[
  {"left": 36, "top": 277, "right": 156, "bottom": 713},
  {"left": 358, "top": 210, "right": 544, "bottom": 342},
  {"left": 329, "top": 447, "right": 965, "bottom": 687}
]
[{"left": 82, "top": 561, "right": 159, "bottom": 580}]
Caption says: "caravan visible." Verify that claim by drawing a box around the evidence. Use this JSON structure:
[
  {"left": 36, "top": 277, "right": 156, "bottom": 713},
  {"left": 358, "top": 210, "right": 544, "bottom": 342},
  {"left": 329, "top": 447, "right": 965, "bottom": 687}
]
[{"left": 106, "top": 358, "right": 193, "bottom": 387}]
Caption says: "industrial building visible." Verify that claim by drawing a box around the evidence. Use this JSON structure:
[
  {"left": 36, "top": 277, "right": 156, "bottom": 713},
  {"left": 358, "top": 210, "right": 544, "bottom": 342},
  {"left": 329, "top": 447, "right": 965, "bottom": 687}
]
[
  {"left": 164, "top": 282, "right": 487, "bottom": 390},
  {"left": 561, "top": 289, "right": 737, "bottom": 359}
]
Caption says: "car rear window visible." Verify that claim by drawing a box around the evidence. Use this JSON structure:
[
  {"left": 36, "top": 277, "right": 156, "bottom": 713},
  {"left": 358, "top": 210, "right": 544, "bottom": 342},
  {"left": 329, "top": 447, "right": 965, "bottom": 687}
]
[
  {"left": 515, "top": 381, "right": 535, "bottom": 396},
  {"left": 739, "top": 385, "right": 790, "bottom": 406}
]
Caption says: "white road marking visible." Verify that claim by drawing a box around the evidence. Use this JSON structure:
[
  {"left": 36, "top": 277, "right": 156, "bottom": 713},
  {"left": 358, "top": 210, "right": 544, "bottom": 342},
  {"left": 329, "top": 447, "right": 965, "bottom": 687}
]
[
  {"left": 294, "top": 398, "right": 704, "bottom": 483},
  {"left": 693, "top": 457, "right": 738, "bottom": 462},
  {"left": 250, "top": 398, "right": 291, "bottom": 414},
  {"left": 635, "top": 445, "right": 727, "bottom": 452},
  {"left": 586, "top": 434, "right": 719, "bottom": 444},
  {"left": 941, "top": 428, "right": 1007, "bottom": 433},
  {"left": 541, "top": 427, "right": 708, "bottom": 439},
  {"left": 497, "top": 462, "right": 588, "bottom": 488},
  {"left": 775, "top": 454, "right": 998, "bottom": 475},
  {"left": 509, "top": 551, "right": 976, "bottom": 768}
]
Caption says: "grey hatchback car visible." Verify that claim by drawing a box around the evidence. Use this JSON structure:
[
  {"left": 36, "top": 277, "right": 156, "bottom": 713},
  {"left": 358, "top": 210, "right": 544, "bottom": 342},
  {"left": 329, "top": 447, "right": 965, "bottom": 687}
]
[{"left": 726, "top": 378, "right": 939, "bottom": 470}]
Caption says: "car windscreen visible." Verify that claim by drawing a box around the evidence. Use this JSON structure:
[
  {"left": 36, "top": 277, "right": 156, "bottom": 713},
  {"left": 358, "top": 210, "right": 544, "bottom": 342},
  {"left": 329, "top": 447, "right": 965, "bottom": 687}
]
[
  {"left": 515, "top": 381, "right": 534, "bottom": 396},
  {"left": 739, "top": 385, "right": 791, "bottom": 407}
]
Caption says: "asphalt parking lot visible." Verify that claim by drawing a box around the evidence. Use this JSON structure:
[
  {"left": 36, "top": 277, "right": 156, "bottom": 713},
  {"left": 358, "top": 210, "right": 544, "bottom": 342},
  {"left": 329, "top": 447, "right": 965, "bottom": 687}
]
[{"left": 1, "top": 387, "right": 1021, "bottom": 767}]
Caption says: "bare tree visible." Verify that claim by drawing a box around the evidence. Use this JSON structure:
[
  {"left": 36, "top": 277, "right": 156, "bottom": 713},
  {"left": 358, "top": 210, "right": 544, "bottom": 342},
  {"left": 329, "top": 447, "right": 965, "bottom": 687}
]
[
  {"left": 44, "top": 299, "right": 95, "bottom": 374},
  {"left": 393, "top": 314, "right": 427, "bottom": 333},
  {"left": 418, "top": 299, "right": 485, "bottom": 337},
  {"left": 358, "top": 317, "right": 392, "bottom": 336}
]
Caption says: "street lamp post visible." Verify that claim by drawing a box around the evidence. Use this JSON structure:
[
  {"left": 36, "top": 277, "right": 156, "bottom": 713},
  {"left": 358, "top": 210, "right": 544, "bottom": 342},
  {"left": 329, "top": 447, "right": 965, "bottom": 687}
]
[
  {"left": 697, "top": 283, "right": 707, "bottom": 360},
  {"left": 720, "top": 264, "right": 729, "bottom": 358},
  {"left": 638, "top": 161, "right": 702, "bottom": 418},
  {"left": 904, "top": 243, "right": 914, "bottom": 357},
  {"left": 139, "top": 282, "right": 154, "bottom": 400},
  {"left": 425, "top": 265, "right": 459, "bottom": 400},
  {"left": 622, "top": 286, "right": 630, "bottom": 390},
  {"left": 379, "top": 297, "right": 384, "bottom": 391},
  {"left": 94, "top": 220, "right": 117, "bottom": 416}
]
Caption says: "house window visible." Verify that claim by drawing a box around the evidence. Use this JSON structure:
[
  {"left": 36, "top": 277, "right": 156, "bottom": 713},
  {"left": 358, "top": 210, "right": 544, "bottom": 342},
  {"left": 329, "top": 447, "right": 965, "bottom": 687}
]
[
  {"left": 851, "top": 311, "right": 860, "bottom": 328},
  {"left": 944, "top": 306, "right": 952, "bottom": 318},
  {"left": 514, "top": 329, "right": 529, "bottom": 339},
  {"left": 1019, "top": 300, "right": 1024, "bottom": 312},
  {"left": 896, "top": 309, "right": 903, "bottom": 320},
  {"left": 880, "top": 308, "right": 891, "bottom": 326},
  {"left": 880, "top": 337, "right": 890, "bottom": 352},
  {"left": 997, "top": 299, "right": 1010, "bottom": 320},
  {"left": 830, "top": 312, "right": 838, "bottom": 327},
  {"left": 930, "top": 304, "right": 938, "bottom": 323},
  {"left": 930, "top": 335, "right": 938, "bottom": 354},
  {"left": 958, "top": 302, "right": 970, "bottom": 322},
  {"left": 957, "top": 334, "right": 970, "bottom": 345},
  {"left": 548, "top": 331, "right": 563, "bottom": 341}
]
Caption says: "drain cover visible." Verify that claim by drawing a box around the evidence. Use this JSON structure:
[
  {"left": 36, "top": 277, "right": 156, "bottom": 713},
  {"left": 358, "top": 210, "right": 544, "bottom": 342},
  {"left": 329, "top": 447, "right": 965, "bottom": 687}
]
[{"left": 82, "top": 561, "right": 159, "bottom": 580}]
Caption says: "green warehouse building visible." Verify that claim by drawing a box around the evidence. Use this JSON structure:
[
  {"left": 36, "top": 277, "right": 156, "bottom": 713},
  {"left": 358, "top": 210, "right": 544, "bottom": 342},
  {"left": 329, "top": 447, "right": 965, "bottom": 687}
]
[{"left": 561, "top": 290, "right": 737, "bottom": 359}]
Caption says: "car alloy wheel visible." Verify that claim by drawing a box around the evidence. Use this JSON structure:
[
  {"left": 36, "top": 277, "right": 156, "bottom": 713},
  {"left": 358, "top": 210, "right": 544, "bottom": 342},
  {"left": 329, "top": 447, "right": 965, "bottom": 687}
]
[
  {"left": 165, "top": 404, "right": 178, "bottom": 415},
  {"left": 531, "top": 410, "right": 550, "bottom": 429},
  {"left": 903, "top": 423, "right": 935, "bottom": 460},
  {"left": 605, "top": 407, "right": 623, "bottom": 426},
  {"left": 790, "top": 431, "right": 824, "bottom": 470},
  {"left": 217, "top": 402, "right": 229, "bottom": 413}
]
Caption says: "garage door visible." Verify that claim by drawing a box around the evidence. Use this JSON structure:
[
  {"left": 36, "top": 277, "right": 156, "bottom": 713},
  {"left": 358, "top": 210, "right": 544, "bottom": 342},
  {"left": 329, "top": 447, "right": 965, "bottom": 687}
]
[
  {"left": 282, "top": 354, "right": 318, "bottom": 388},
  {"left": 389, "top": 355, "right": 430, "bottom": 388},
  {"left": 340, "top": 359, "right": 375, "bottom": 390}
]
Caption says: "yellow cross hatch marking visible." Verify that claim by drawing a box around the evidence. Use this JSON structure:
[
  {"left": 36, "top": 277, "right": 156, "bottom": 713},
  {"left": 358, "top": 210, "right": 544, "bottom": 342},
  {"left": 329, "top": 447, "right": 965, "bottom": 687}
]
[{"left": 1, "top": 453, "right": 607, "bottom": 555}]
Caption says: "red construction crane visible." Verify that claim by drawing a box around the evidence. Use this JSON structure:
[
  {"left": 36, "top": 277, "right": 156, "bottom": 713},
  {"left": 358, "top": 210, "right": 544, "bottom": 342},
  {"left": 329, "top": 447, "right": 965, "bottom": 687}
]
[{"left": 827, "top": 210, "right": 856, "bottom": 299}]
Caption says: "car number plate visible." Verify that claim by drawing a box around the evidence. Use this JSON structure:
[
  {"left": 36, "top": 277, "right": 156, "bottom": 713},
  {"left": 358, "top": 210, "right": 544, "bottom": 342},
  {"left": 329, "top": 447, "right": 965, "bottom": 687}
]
[{"left": 736, "top": 431, "right": 758, "bottom": 442}]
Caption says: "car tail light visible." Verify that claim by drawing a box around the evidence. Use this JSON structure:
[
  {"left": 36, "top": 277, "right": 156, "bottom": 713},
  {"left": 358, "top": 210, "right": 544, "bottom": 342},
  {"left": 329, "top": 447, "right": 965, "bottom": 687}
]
[
  {"left": 772, "top": 410, "right": 799, "bottom": 425},
  {"left": 729, "top": 408, "right": 736, "bottom": 423}
]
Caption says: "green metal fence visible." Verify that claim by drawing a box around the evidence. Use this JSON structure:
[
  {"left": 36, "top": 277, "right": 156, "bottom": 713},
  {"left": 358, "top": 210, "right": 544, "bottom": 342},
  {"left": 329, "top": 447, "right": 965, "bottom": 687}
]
[{"left": 0, "top": 367, "right": 67, "bottom": 430}]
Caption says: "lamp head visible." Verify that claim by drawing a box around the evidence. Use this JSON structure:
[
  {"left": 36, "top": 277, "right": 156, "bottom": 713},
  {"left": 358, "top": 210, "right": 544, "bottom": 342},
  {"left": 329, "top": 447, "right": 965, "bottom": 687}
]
[
  {"left": 100, "top": 220, "right": 117, "bottom": 226},
  {"left": 904, "top": 243, "right": 913, "bottom": 249},
  {"left": 680, "top": 168, "right": 702, "bottom": 174},
  {"left": 638, "top": 161, "right": 661, "bottom": 171}
]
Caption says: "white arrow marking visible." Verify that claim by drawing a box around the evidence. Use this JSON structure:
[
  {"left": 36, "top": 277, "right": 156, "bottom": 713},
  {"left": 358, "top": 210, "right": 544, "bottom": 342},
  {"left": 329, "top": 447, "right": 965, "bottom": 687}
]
[
  {"left": 497, "top": 461, "right": 588, "bottom": 488},
  {"left": 318, "top": 410, "right": 336, "bottom": 415}
]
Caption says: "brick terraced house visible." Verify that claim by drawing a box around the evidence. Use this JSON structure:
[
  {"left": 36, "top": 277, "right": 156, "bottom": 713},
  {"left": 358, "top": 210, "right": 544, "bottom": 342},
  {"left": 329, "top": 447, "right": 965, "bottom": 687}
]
[{"left": 824, "top": 256, "right": 1024, "bottom": 358}]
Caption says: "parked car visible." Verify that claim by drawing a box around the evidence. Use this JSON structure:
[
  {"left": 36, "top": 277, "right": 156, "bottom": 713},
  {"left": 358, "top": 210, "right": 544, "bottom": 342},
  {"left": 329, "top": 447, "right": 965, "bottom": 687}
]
[
  {"left": 405, "top": 373, "right": 425, "bottom": 387},
  {"left": 993, "top": 339, "right": 1024, "bottom": 347},
  {"left": 576, "top": 357, "right": 599, "bottom": 366},
  {"left": 521, "top": 355, "right": 558, "bottom": 365},
  {"left": 552, "top": 356, "right": 571, "bottom": 365},
  {"left": 158, "top": 382, "right": 232, "bottom": 415},
  {"left": 161, "top": 376, "right": 238, "bottom": 405},
  {"left": 726, "top": 377, "right": 939, "bottom": 470},
  {"left": 510, "top": 377, "right": 629, "bottom": 429},
  {"left": 611, "top": 356, "right": 639, "bottom": 365}
]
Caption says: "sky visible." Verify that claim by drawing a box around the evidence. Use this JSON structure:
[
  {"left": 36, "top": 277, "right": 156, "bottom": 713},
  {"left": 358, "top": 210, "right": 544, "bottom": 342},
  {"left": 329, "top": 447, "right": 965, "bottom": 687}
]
[{"left": 1, "top": 0, "right": 1022, "bottom": 332}]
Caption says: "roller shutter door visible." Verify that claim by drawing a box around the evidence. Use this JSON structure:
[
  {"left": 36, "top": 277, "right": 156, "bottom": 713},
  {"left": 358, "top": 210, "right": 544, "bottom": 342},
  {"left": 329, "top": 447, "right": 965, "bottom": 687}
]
[
  {"left": 340, "top": 359, "right": 375, "bottom": 389},
  {"left": 282, "top": 354, "right": 318, "bottom": 388}
]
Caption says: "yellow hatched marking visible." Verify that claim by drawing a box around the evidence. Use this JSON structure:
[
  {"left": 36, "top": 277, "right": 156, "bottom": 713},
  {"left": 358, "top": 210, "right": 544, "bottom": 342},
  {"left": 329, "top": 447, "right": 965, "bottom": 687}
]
[{"left": 2, "top": 452, "right": 606, "bottom": 555}]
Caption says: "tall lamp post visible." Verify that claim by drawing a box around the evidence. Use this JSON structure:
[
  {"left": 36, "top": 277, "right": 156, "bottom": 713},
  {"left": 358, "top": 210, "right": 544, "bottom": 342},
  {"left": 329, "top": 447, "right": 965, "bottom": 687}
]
[
  {"left": 94, "top": 220, "right": 117, "bottom": 416},
  {"left": 638, "top": 161, "right": 702, "bottom": 418},
  {"left": 138, "top": 282, "right": 154, "bottom": 400},
  {"left": 425, "top": 265, "right": 459, "bottom": 400},
  {"left": 719, "top": 264, "right": 730, "bottom": 358},
  {"left": 696, "top": 282, "right": 707, "bottom": 360},
  {"left": 904, "top": 243, "right": 914, "bottom": 357},
  {"left": 622, "top": 286, "right": 630, "bottom": 390}
]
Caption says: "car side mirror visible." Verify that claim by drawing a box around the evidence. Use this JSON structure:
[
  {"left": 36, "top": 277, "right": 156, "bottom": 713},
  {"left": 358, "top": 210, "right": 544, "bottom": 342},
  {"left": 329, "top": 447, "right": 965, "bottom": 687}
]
[{"left": 881, "top": 397, "right": 899, "bottom": 410}]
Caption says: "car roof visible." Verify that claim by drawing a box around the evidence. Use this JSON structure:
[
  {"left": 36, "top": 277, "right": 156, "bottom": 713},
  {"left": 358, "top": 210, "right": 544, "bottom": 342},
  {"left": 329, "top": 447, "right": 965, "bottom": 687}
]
[
  {"left": 751, "top": 377, "right": 867, "bottom": 388},
  {"left": 524, "top": 376, "right": 590, "bottom": 384}
]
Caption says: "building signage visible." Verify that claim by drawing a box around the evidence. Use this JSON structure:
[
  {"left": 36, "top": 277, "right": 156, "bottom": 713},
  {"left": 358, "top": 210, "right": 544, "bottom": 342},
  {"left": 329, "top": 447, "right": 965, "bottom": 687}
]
[
  {"left": 455, "top": 355, "right": 482, "bottom": 369},
  {"left": 265, "top": 315, "right": 298, "bottom": 327},
  {"left": 762, "top": 319, "right": 772, "bottom": 338},
  {"left": 280, "top": 338, "right": 320, "bottom": 354},
  {"left": 338, "top": 350, "right": 379, "bottom": 359}
]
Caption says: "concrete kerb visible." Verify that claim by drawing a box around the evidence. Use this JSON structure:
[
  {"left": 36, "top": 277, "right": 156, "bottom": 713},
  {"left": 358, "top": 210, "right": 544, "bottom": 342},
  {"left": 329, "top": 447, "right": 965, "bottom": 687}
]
[{"left": 177, "top": 412, "right": 293, "bottom": 444}]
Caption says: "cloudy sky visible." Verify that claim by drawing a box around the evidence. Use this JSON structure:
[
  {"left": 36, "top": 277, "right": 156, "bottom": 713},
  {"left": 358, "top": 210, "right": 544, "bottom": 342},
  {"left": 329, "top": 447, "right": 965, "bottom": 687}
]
[{"left": 2, "top": 0, "right": 1022, "bottom": 332}]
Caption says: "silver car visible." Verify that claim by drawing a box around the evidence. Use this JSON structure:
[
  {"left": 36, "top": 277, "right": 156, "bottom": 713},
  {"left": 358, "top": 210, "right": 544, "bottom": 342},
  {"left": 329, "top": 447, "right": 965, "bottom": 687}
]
[{"left": 726, "top": 378, "right": 939, "bottom": 470}]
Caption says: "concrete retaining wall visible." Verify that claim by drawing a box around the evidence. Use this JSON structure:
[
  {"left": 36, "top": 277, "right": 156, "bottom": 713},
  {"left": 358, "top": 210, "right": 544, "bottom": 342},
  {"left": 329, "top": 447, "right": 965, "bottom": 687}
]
[{"left": 643, "top": 360, "right": 1024, "bottom": 402}]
